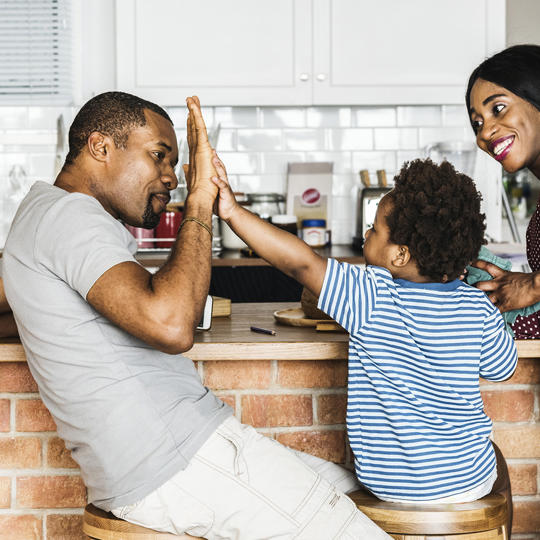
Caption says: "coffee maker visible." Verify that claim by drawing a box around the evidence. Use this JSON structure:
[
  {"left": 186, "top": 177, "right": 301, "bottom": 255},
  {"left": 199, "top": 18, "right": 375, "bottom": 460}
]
[{"left": 352, "top": 170, "right": 392, "bottom": 252}]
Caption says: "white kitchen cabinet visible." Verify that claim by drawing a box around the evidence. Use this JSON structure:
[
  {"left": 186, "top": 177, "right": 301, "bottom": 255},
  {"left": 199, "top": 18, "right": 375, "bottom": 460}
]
[
  {"left": 312, "top": 0, "right": 505, "bottom": 105},
  {"left": 115, "top": 0, "right": 312, "bottom": 106},
  {"left": 115, "top": 0, "right": 505, "bottom": 106}
]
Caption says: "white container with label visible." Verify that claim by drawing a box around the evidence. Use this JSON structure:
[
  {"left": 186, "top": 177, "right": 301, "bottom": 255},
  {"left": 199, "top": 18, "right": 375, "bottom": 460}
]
[{"left": 302, "top": 219, "right": 327, "bottom": 248}]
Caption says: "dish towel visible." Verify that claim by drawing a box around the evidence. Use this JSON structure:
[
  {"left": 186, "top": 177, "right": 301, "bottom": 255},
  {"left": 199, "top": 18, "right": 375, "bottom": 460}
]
[{"left": 466, "top": 245, "right": 540, "bottom": 336}]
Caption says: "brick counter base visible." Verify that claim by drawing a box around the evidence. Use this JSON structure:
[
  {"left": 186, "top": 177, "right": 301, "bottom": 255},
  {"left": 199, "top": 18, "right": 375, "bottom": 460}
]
[{"left": 0, "top": 359, "right": 539, "bottom": 539}]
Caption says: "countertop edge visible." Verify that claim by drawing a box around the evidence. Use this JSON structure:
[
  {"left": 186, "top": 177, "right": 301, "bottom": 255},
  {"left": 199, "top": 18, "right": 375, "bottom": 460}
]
[{"left": 0, "top": 339, "right": 538, "bottom": 362}]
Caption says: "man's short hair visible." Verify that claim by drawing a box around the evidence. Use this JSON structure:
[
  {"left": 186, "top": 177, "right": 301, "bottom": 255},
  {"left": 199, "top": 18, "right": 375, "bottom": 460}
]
[
  {"left": 66, "top": 91, "right": 173, "bottom": 164},
  {"left": 386, "top": 159, "right": 486, "bottom": 282}
]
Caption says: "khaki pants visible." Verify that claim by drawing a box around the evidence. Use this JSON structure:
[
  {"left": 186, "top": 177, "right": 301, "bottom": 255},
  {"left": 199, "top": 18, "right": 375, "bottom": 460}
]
[{"left": 112, "top": 416, "right": 391, "bottom": 540}]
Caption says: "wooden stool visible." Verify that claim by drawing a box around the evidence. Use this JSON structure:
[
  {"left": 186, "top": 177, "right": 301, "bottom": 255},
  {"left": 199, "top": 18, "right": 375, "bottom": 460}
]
[
  {"left": 83, "top": 503, "right": 205, "bottom": 540},
  {"left": 349, "top": 490, "right": 509, "bottom": 540}
]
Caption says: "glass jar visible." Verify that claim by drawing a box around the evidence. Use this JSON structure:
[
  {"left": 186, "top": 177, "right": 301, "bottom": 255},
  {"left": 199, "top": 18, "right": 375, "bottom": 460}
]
[{"left": 247, "top": 193, "right": 285, "bottom": 221}]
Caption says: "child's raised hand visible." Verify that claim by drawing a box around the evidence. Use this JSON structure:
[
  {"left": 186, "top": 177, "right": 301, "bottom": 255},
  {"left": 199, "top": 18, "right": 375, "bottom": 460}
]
[{"left": 211, "top": 151, "right": 240, "bottom": 222}]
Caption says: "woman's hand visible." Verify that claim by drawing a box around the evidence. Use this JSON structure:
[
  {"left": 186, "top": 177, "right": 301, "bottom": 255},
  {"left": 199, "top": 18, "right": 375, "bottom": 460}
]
[
  {"left": 183, "top": 96, "right": 218, "bottom": 202},
  {"left": 210, "top": 151, "right": 242, "bottom": 222},
  {"left": 471, "top": 259, "right": 539, "bottom": 312}
]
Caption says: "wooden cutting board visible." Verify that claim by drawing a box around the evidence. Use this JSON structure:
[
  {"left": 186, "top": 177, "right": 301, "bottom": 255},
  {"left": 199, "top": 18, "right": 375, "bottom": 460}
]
[{"left": 273, "top": 307, "right": 324, "bottom": 327}]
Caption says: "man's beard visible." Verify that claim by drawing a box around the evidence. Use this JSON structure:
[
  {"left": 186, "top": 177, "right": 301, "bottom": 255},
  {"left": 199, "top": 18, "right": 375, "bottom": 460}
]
[{"left": 141, "top": 197, "right": 161, "bottom": 229}]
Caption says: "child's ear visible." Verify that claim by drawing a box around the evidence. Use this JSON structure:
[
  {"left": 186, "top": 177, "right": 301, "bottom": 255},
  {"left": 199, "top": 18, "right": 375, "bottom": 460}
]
[{"left": 392, "top": 245, "right": 411, "bottom": 267}]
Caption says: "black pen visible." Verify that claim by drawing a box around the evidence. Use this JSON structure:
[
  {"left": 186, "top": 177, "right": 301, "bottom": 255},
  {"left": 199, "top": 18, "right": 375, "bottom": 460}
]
[{"left": 250, "top": 326, "right": 276, "bottom": 336}]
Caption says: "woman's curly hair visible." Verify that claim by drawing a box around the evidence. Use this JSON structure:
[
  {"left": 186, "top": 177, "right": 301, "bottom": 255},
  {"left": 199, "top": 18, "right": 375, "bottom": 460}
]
[{"left": 385, "top": 159, "right": 486, "bottom": 282}]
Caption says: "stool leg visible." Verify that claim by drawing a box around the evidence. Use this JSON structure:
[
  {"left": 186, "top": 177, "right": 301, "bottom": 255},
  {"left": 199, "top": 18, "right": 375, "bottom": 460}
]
[{"left": 492, "top": 442, "right": 512, "bottom": 539}]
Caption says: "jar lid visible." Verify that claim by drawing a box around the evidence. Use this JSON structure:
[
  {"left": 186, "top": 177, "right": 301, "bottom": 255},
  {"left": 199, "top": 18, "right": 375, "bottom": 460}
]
[
  {"left": 271, "top": 214, "right": 297, "bottom": 224},
  {"left": 302, "top": 219, "right": 326, "bottom": 227},
  {"left": 247, "top": 193, "right": 285, "bottom": 203}
]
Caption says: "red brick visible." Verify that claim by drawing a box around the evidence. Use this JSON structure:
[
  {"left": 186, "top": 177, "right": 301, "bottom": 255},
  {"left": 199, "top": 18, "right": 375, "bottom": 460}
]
[
  {"left": 501, "top": 358, "right": 540, "bottom": 384},
  {"left": 317, "top": 394, "right": 347, "bottom": 425},
  {"left": 0, "top": 477, "right": 10, "bottom": 508},
  {"left": 242, "top": 395, "right": 312, "bottom": 427},
  {"left": 513, "top": 500, "right": 540, "bottom": 534},
  {"left": 17, "top": 476, "right": 86, "bottom": 508},
  {"left": 46, "top": 514, "right": 85, "bottom": 540},
  {"left": 0, "top": 363, "right": 38, "bottom": 393},
  {"left": 16, "top": 399, "right": 56, "bottom": 432},
  {"left": 508, "top": 463, "right": 537, "bottom": 495},
  {"left": 481, "top": 390, "right": 534, "bottom": 422},
  {"left": 278, "top": 360, "right": 347, "bottom": 388},
  {"left": 277, "top": 429, "right": 346, "bottom": 463},
  {"left": 47, "top": 437, "right": 78, "bottom": 469},
  {"left": 216, "top": 394, "right": 236, "bottom": 414},
  {"left": 0, "top": 515, "right": 42, "bottom": 539},
  {"left": 0, "top": 437, "right": 41, "bottom": 468},
  {"left": 0, "top": 399, "right": 10, "bottom": 432},
  {"left": 204, "top": 361, "right": 272, "bottom": 389},
  {"left": 492, "top": 426, "right": 540, "bottom": 458}
]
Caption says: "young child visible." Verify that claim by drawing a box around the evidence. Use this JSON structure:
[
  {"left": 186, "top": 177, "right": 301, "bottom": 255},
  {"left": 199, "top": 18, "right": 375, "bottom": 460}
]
[{"left": 211, "top": 156, "right": 517, "bottom": 508}]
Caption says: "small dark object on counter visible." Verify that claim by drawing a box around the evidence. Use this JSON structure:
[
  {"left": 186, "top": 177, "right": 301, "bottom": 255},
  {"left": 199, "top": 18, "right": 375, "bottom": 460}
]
[
  {"left": 250, "top": 326, "right": 276, "bottom": 336},
  {"left": 241, "top": 247, "right": 259, "bottom": 257}
]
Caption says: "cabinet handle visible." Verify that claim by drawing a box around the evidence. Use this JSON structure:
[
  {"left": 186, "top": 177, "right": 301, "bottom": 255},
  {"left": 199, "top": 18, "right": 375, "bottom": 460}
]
[
  {"left": 316, "top": 73, "right": 327, "bottom": 82},
  {"left": 299, "top": 73, "right": 310, "bottom": 81}
]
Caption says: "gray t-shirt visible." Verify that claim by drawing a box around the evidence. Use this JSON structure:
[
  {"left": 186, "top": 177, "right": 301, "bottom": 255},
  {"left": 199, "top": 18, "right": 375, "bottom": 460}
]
[{"left": 3, "top": 181, "right": 231, "bottom": 510}]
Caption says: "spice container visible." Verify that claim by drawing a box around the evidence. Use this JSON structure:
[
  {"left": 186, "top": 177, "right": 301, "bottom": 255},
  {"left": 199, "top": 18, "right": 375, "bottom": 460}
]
[{"left": 302, "top": 219, "right": 327, "bottom": 247}]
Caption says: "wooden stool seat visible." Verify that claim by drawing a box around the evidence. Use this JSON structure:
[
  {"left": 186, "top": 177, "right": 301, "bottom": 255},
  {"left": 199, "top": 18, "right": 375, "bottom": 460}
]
[
  {"left": 83, "top": 504, "right": 205, "bottom": 540},
  {"left": 349, "top": 490, "right": 508, "bottom": 539}
]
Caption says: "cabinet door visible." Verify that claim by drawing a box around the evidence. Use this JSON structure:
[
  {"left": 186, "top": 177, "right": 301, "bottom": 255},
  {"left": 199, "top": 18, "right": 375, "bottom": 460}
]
[
  {"left": 313, "top": 0, "right": 505, "bottom": 104},
  {"left": 116, "top": 0, "right": 312, "bottom": 106}
]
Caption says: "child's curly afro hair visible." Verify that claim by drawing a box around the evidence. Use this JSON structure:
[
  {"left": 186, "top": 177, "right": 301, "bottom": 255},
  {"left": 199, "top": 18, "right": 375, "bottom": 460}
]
[{"left": 385, "top": 159, "right": 486, "bottom": 282}]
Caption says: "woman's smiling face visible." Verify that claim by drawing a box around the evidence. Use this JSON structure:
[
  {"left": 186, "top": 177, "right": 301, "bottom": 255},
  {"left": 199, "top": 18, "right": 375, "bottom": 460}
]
[{"left": 469, "top": 78, "right": 540, "bottom": 178}]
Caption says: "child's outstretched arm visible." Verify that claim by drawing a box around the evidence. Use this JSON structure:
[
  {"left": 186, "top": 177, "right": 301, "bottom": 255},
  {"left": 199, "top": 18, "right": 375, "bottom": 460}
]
[{"left": 211, "top": 153, "right": 327, "bottom": 296}]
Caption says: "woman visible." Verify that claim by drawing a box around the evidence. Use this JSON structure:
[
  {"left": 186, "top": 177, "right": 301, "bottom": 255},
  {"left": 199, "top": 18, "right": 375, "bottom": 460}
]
[{"left": 466, "top": 44, "right": 540, "bottom": 338}]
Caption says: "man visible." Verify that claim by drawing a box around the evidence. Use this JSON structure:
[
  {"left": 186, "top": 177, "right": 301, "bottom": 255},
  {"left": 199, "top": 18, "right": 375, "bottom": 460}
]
[{"left": 3, "top": 91, "right": 389, "bottom": 539}]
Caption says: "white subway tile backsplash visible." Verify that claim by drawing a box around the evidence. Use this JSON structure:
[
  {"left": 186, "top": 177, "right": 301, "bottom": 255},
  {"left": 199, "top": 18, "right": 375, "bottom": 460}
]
[
  {"left": 305, "top": 152, "right": 352, "bottom": 174},
  {"left": 352, "top": 151, "right": 396, "bottom": 174},
  {"left": 215, "top": 129, "right": 236, "bottom": 152},
  {"left": 29, "top": 154, "right": 55, "bottom": 178},
  {"left": 374, "top": 128, "right": 418, "bottom": 150},
  {"left": 237, "top": 129, "right": 282, "bottom": 151},
  {"left": 260, "top": 108, "right": 306, "bottom": 128},
  {"left": 0, "top": 131, "right": 56, "bottom": 145},
  {"left": 283, "top": 129, "right": 325, "bottom": 151},
  {"left": 260, "top": 152, "right": 304, "bottom": 174},
  {"left": 218, "top": 152, "right": 259, "bottom": 175},
  {"left": 327, "top": 129, "right": 372, "bottom": 151},
  {"left": 419, "top": 126, "right": 474, "bottom": 148},
  {"left": 0, "top": 103, "right": 476, "bottom": 247},
  {"left": 442, "top": 105, "right": 471, "bottom": 127},
  {"left": 354, "top": 107, "right": 396, "bottom": 127},
  {"left": 235, "top": 174, "right": 286, "bottom": 194},
  {"left": 397, "top": 106, "right": 441, "bottom": 126},
  {"left": 307, "top": 107, "right": 351, "bottom": 128},
  {"left": 214, "top": 107, "right": 258, "bottom": 128},
  {"left": 0, "top": 107, "right": 29, "bottom": 129},
  {"left": 28, "top": 107, "right": 72, "bottom": 130}
]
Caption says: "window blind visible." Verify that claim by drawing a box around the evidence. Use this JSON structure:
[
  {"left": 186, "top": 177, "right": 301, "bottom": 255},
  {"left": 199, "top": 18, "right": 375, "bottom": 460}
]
[{"left": 0, "top": 0, "right": 72, "bottom": 103}]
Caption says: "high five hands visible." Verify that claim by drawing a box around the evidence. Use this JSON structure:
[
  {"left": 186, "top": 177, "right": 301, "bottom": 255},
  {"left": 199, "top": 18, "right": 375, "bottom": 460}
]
[
  {"left": 184, "top": 96, "right": 219, "bottom": 203},
  {"left": 183, "top": 96, "right": 240, "bottom": 221}
]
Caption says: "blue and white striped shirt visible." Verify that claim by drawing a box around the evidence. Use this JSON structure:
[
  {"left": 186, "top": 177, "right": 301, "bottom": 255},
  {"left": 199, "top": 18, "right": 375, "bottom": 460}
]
[{"left": 319, "top": 259, "right": 517, "bottom": 501}]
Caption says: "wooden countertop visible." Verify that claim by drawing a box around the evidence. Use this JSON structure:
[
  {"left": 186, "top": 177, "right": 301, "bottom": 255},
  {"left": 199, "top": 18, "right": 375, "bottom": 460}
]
[
  {"left": 136, "top": 245, "right": 364, "bottom": 268},
  {"left": 1, "top": 302, "right": 540, "bottom": 362}
]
